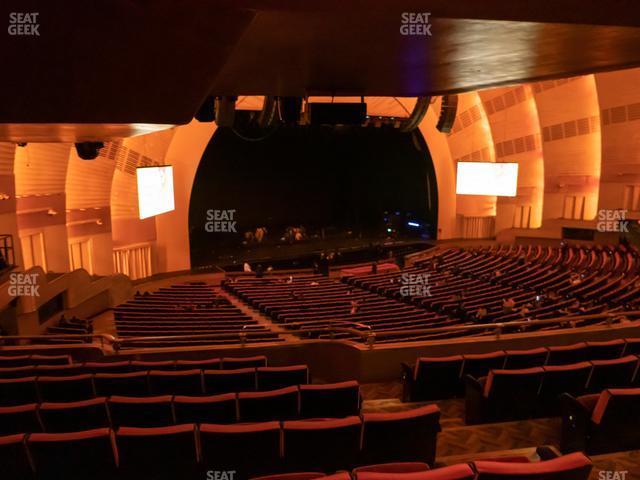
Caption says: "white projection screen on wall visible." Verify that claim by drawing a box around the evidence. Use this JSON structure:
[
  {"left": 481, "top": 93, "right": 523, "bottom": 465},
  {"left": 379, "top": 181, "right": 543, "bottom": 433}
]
[
  {"left": 456, "top": 162, "right": 519, "bottom": 197},
  {"left": 136, "top": 165, "right": 175, "bottom": 219}
]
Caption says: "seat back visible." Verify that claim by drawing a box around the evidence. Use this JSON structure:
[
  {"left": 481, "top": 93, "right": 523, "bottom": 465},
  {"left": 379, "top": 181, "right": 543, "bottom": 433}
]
[
  {"left": 173, "top": 393, "right": 237, "bottom": 424},
  {"left": 109, "top": 395, "right": 174, "bottom": 428},
  {"left": 39, "top": 397, "right": 110, "bottom": 432},
  {"left": 546, "top": 343, "right": 588, "bottom": 366},
  {"left": 483, "top": 368, "right": 544, "bottom": 421},
  {"left": 238, "top": 385, "right": 299, "bottom": 421},
  {"left": 31, "top": 354, "right": 72, "bottom": 366},
  {"left": 474, "top": 452, "right": 592, "bottom": 480},
  {"left": 0, "top": 403, "right": 41, "bottom": 435},
  {"left": 94, "top": 371, "right": 149, "bottom": 397},
  {"left": 37, "top": 374, "right": 95, "bottom": 402},
  {"left": 589, "top": 388, "right": 640, "bottom": 451},
  {"left": 0, "top": 355, "right": 31, "bottom": 368},
  {"left": 82, "top": 360, "right": 131, "bottom": 374},
  {"left": 129, "top": 360, "right": 175, "bottom": 371},
  {"left": 0, "top": 366, "right": 36, "bottom": 379},
  {"left": 0, "top": 434, "right": 33, "bottom": 480},
  {"left": 503, "top": 348, "right": 548, "bottom": 369},
  {"left": 148, "top": 369, "right": 203, "bottom": 396},
  {"left": 283, "top": 416, "right": 362, "bottom": 472},
  {"left": 0, "top": 376, "right": 39, "bottom": 406},
  {"left": 356, "top": 464, "right": 475, "bottom": 480},
  {"left": 587, "top": 355, "right": 638, "bottom": 393},
  {"left": 539, "top": 362, "right": 592, "bottom": 415},
  {"left": 585, "top": 340, "right": 626, "bottom": 360},
  {"left": 29, "top": 428, "right": 117, "bottom": 480},
  {"left": 34, "top": 364, "right": 86, "bottom": 377},
  {"left": 462, "top": 352, "right": 506, "bottom": 380},
  {"left": 624, "top": 338, "right": 640, "bottom": 356},
  {"left": 117, "top": 424, "right": 198, "bottom": 479},
  {"left": 353, "top": 462, "right": 430, "bottom": 474},
  {"left": 413, "top": 356, "right": 464, "bottom": 400},
  {"left": 174, "top": 357, "right": 221, "bottom": 370},
  {"left": 362, "top": 404, "right": 440, "bottom": 466},
  {"left": 257, "top": 365, "right": 309, "bottom": 390},
  {"left": 203, "top": 368, "right": 257, "bottom": 394},
  {"left": 200, "top": 421, "right": 282, "bottom": 478},
  {"left": 222, "top": 355, "right": 267, "bottom": 369},
  {"left": 300, "top": 380, "right": 360, "bottom": 418}
]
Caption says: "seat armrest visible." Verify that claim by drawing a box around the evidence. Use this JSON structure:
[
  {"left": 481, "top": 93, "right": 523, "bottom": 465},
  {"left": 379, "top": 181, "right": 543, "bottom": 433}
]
[
  {"left": 559, "top": 393, "right": 591, "bottom": 453},
  {"left": 464, "top": 374, "right": 486, "bottom": 425},
  {"left": 401, "top": 362, "right": 415, "bottom": 402}
]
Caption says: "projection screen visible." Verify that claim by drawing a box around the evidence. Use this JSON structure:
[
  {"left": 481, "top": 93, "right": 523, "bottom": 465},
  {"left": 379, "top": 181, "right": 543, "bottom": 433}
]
[
  {"left": 456, "top": 162, "right": 518, "bottom": 197},
  {"left": 136, "top": 165, "right": 175, "bottom": 219}
]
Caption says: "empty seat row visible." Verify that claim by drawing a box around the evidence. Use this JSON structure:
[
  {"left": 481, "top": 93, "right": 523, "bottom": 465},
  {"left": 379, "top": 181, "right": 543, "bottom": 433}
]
[
  {"left": 465, "top": 356, "right": 640, "bottom": 424},
  {"left": 0, "top": 355, "right": 268, "bottom": 378},
  {"left": 0, "top": 381, "right": 361, "bottom": 433},
  {"left": 253, "top": 452, "right": 592, "bottom": 480},
  {"left": 0, "top": 404, "right": 440, "bottom": 480},
  {"left": 403, "top": 339, "right": 640, "bottom": 401},
  {"left": 0, "top": 355, "right": 71, "bottom": 368},
  {"left": 0, "top": 365, "right": 309, "bottom": 404}
]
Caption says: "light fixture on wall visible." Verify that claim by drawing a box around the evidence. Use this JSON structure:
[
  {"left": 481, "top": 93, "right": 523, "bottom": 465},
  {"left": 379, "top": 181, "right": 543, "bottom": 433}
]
[
  {"left": 0, "top": 193, "right": 11, "bottom": 200},
  {"left": 47, "top": 209, "right": 58, "bottom": 216}
]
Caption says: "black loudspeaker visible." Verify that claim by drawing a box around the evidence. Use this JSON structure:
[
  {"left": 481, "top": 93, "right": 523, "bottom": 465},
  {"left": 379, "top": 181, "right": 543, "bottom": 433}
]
[
  {"left": 436, "top": 95, "right": 458, "bottom": 133},
  {"left": 215, "top": 96, "right": 237, "bottom": 127},
  {"left": 307, "top": 102, "right": 367, "bottom": 126},
  {"left": 195, "top": 96, "right": 215, "bottom": 122},
  {"left": 278, "top": 97, "right": 303, "bottom": 124},
  {"left": 75, "top": 142, "right": 104, "bottom": 160}
]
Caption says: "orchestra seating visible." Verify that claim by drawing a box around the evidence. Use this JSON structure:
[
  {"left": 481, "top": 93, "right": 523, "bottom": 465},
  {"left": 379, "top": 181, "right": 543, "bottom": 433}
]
[
  {"left": 114, "top": 282, "right": 282, "bottom": 347},
  {"left": 224, "top": 244, "right": 640, "bottom": 343}
]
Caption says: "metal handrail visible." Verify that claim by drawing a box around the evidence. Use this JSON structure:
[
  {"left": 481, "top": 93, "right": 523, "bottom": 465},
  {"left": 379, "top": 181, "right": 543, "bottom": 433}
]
[{"left": 1, "top": 311, "right": 639, "bottom": 350}]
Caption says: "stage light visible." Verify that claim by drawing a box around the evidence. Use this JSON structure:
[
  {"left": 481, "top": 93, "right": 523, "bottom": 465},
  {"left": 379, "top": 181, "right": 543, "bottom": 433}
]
[{"left": 407, "top": 222, "right": 420, "bottom": 227}]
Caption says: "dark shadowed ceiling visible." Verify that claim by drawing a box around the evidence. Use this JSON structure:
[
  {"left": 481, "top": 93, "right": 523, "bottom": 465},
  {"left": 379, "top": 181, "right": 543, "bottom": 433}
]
[{"left": 2, "top": 0, "right": 640, "bottom": 139}]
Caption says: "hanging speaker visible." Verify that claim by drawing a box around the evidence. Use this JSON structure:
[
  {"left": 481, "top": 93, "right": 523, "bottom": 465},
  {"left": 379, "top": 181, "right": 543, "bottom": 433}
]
[{"left": 436, "top": 95, "right": 458, "bottom": 133}]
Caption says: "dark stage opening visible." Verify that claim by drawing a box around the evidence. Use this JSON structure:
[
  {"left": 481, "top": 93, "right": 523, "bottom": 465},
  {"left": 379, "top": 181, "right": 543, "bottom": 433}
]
[{"left": 189, "top": 120, "right": 437, "bottom": 270}]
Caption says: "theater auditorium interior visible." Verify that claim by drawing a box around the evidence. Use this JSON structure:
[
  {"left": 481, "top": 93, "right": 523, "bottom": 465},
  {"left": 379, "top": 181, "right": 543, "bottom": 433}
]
[{"left": 3, "top": 1, "right": 640, "bottom": 479}]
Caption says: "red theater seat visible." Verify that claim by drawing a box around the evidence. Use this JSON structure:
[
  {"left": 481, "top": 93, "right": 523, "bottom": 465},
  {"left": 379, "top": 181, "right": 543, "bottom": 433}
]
[
  {"left": 28, "top": 428, "right": 117, "bottom": 480},
  {"left": 585, "top": 339, "right": 626, "bottom": 360},
  {"left": 173, "top": 393, "right": 237, "bottom": 424},
  {"left": 257, "top": 365, "right": 309, "bottom": 390},
  {"left": 546, "top": 343, "right": 588, "bottom": 366},
  {"left": 148, "top": 369, "right": 203, "bottom": 396},
  {"left": 0, "top": 403, "right": 41, "bottom": 435},
  {"left": 624, "top": 338, "right": 640, "bottom": 356},
  {"left": 0, "top": 433, "right": 34, "bottom": 480},
  {"left": 238, "top": 385, "right": 299, "bottom": 421},
  {"left": 561, "top": 388, "right": 640, "bottom": 454},
  {"left": 94, "top": 371, "right": 149, "bottom": 397},
  {"left": 355, "top": 464, "right": 474, "bottom": 480},
  {"left": 586, "top": 355, "right": 638, "bottom": 393},
  {"left": 503, "top": 348, "right": 549, "bottom": 370},
  {"left": 353, "top": 462, "right": 430, "bottom": 474},
  {"left": 200, "top": 421, "right": 282, "bottom": 478},
  {"left": 539, "top": 362, "right": 592, "bottom": 415},
  {"left": 203, "top": 367, "right": 257, "bottom": 394},
  {"left": 39, "top": 397, "right": 110, "bottom": 432},
  {"left": 362, "top": 405, "right": 440, "bottom": 466},
  {"left": 465, "top": 368, "right": 544, "bottom": 424},
  {"left": 250, "top": 474, "right": 326, "bottom": 480},
  {"left": 109, "top": 395, "right": 174, "bottom": 428},
  {"left": 82, "top": 360, "right": 131, "bottom": 374},
  {"left": 34, "top": 364, "right": 86, "bottom": 377},
  {"left": 30, "top": 354, "right": 72, "bottom": 366},
  {"left": 0, "top": 366, "right": 36, "bottom": 379},
  {"left": 283, "top": 416, "right": 362, "bottom": 472},
  {"left": 402, "top": 355, "right": 464, "bottom": 401},
  {"left": 299, "top": 380, "right": 360, "bottom": 418},
  {"left": 0, "top": 376, "right": 39, "bottom": 406},
  {"left": 473, "top": 452, "right": 592, "bottom": 479},
  {"left": 0, "top": 355, "right": 32, "bottom": 367},
  {"left": 117, "top": 424, "right": 199, "bottom": 480},
  {"left": 174, "top": 357, "right": 222, "bottom": 370},
  {"left": 129, "top": 359, "right": 175, "bottom": 371},
  {"left": 461, "top": 351, "right": 506, "bottom": 382},
  {"left": 37, "top": 374, "right": 95, "bottom": 402},
  {"left": 222, "top": 355, "right": 267, "bottom": 369}
]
